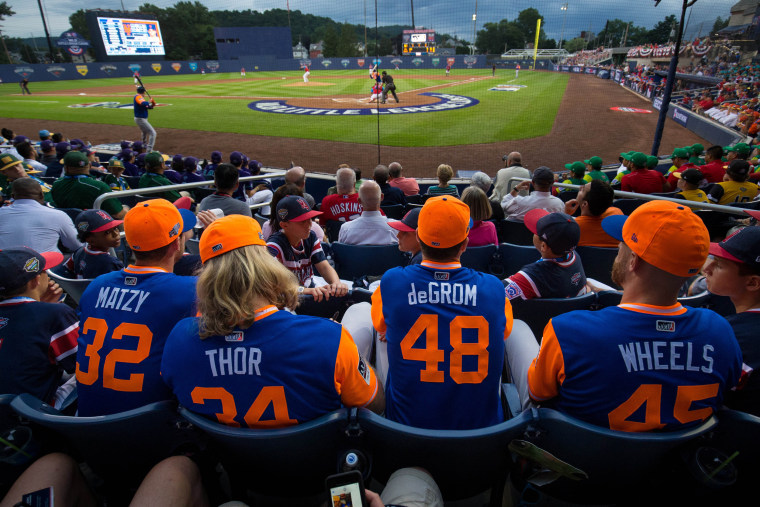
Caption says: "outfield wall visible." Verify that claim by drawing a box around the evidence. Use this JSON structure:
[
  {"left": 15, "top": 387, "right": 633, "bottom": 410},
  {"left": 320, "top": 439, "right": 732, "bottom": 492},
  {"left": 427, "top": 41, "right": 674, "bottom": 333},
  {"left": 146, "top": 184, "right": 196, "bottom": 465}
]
[{"left": 0, "top": 55, "right": 491, "bottom": 84}]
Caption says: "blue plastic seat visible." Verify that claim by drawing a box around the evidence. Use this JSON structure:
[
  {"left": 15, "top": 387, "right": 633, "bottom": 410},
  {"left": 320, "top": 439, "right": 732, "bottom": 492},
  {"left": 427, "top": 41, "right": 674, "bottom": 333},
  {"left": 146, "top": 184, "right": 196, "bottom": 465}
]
[
  {"left": 179, "top": 406, "right": 349, "bottom": 502},
  {"left": 510, "top": 292, "right": 597, "bottom": 339},
  {"left": 702, "top": 408, "right": 760, "bottom": 499},
  {"left": 460, "top": 244, "right": 500, "bottom": 275},
  {"left": 380, "top": 204, "right": 405, "bottom": 220},
  {"left": 323, "top": 219, "right": 343, "bottom": 243},
  {"left": 55, "top": 207, "right": 83, "bottom": 224},
  {"left": 497, "top": 220, "right": 535, "bottom": 245},
  {"left": 356, "top": 408, "right": 534, "bottom": 505},
  {"left": 10, "top": 394, "right": 190, "bottom": 486},
  {"left": 575, "top": 245, "right": 620, "bottom": 289},
  {"left": 612, "top": 198, "right": 648, "bottom": 215},
  {"left": 512, "top": 407, "right": 718, "bottom": 504},
  {"left": 497, "top": 242, "right": 541, "bottom": 277},
  {"left": 330, "top": 242, "right": 407, "bottom": 280}
]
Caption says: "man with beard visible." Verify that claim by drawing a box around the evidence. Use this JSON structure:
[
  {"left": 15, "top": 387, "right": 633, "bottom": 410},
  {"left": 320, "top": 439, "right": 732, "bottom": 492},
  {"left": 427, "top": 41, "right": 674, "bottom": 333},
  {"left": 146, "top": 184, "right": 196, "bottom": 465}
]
[{"left": 505, "top": 200, "right": 743, "bottom": 431}]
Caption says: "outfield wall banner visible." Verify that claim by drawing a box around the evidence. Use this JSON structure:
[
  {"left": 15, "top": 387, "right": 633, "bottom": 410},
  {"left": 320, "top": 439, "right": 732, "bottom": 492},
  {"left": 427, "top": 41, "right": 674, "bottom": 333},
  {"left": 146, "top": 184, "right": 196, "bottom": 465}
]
[{"left": 0, "top": 55, "right": 488, "bottom": 83}]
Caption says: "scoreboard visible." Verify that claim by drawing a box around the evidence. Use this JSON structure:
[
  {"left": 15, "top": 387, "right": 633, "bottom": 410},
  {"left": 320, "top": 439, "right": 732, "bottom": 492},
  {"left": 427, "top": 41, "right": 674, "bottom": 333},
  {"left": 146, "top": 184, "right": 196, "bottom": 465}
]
[{"left": 403, "top": 29, "right": 436, "bottom": 54}]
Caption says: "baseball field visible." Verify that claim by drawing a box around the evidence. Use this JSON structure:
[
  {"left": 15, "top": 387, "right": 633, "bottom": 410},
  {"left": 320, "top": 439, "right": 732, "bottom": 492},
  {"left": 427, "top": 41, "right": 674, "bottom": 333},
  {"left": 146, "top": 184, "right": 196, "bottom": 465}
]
[{"left": 0, "top": 68, "right": 708, "bottom": 177}]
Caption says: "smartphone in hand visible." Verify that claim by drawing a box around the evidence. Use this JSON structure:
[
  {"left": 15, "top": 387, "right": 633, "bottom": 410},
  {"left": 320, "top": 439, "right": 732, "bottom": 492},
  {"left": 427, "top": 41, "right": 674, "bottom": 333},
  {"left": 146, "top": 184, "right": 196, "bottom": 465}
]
[{"left": 326, "top": 470, "right": 368, "bottom": 507}]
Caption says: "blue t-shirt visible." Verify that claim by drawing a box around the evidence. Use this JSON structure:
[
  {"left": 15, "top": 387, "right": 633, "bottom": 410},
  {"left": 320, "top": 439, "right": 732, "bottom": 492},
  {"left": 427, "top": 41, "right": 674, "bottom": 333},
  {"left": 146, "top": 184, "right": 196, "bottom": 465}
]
[
  {"left": 65, "top": 246, "right": 124, "bottom": 280},
  {"left": 75, "top": 266, "right": 197, "bottom": 416}
]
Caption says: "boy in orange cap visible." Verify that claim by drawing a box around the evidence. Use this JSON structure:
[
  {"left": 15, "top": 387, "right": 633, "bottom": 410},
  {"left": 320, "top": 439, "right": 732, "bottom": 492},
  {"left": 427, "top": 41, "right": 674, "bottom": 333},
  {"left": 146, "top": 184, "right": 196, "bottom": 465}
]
[{"left": 507, "top": 200, "right": 743, "bottom": 430}]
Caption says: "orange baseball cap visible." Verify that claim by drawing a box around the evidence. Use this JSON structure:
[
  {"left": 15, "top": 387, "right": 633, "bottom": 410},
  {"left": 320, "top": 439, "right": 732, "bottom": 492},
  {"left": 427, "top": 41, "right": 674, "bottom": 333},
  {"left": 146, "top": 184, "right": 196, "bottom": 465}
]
[
  {"left": 417, "top": 196, "right": 471, "bottom": 248},
  {"left": 125, "top": 199, "right": 194, "bottom": 251},
  {"left": 602, "top": 200, "right": 709, "bottom": 277},
  {"left": 200, "top": 214, "right": 266, "bottom": 263}
]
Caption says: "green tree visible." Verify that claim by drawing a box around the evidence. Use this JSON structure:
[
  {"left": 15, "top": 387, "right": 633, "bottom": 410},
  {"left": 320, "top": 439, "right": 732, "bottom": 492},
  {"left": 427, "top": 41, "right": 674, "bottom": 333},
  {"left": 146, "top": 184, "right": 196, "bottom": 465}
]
[
  {"left": 322, "top": 24, "right": 338, "bottom": 57},
  {"left": 564, "top": 37, "right": 587, "bottom": 53},
  {"left": 337, "top": 23, "right": 358, "bottom": 57},
  {"left": 475, "top": 20, "right": 526, "bottom": 54},
  {"left": 0, "top": 1, "right": 13, "bottom": 20},
  {"left": 648, "top": 14, "right": 678, "bottom": 44},
  {"left": 68, "top": 9, "right": 89, "bottom": 38},
  {"left": 712, "top": 16, "right": 729, "bottom": 35},
  {"left": 516, "top": 8, "right": 545, "bottom": 45}
]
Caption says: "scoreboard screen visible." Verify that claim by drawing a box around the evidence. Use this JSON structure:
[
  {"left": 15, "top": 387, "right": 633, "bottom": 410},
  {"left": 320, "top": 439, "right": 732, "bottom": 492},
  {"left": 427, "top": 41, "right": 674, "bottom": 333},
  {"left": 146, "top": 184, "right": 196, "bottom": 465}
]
[
  {"left": 97, "top": 16, "right": 165, "bottom": 56},
  {"left": 403, "top": 29, "right": 436, "bottom": 54}
]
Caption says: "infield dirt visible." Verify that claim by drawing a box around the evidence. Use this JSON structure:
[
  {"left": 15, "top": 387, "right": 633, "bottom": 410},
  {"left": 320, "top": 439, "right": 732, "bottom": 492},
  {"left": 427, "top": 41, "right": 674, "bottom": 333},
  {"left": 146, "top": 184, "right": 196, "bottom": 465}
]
[{"left": 2, "top": 73, "right": 708, "bottom": 178}]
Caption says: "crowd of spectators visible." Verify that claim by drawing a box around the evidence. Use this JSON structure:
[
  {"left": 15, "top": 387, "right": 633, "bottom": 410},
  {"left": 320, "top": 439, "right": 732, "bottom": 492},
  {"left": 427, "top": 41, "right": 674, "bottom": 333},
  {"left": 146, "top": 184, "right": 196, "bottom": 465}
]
[{"left": 1, "top": 126, "right": 759, "bottom": 505}]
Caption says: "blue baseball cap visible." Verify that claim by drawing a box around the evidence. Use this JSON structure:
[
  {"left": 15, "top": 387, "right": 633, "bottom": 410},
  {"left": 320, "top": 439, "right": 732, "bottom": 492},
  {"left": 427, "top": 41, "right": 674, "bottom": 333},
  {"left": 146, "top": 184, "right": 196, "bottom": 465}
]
[
  {"left": 55, "top": 142, "right": 72, "bottom": 155},
  {"left": 38, "top": 129, "right": 50, "bottom": 138},
  {"left": 709, "top": 226, "right": 760, "bottom": 271},
  {"left": 0, "top": 247, "right": 63, "bottom": 294},
  {"left": 525, "top": 209, "right": 580, "bottom": 254},
  {"left": 276, "top": 195, "right": 322, "bottom": 222},
  {"left": 230, "top": 151, "right": 243, "bottom": 165},
  {"left": 75, "top": 209, "right": 123, "bottom": 240},
  {"left": 211, "top": 151, "right": 222, "bottom": 163}
]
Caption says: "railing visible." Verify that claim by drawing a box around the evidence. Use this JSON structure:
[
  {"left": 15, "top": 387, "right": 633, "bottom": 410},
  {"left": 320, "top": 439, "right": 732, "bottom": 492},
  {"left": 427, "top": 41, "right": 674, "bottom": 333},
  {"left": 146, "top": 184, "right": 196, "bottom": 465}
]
[
  {"left": 508, "top": 176, "right": 751, "bottom": 217},
  {"left": 92, "top": 172, "right": 286, "bottom": 212}
]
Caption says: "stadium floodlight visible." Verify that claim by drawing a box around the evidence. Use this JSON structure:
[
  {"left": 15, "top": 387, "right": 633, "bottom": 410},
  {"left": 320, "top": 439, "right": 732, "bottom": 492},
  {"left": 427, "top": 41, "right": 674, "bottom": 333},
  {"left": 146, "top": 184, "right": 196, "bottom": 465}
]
[{"left": 559, "top": 3, "right": 568, "bottom": 50}]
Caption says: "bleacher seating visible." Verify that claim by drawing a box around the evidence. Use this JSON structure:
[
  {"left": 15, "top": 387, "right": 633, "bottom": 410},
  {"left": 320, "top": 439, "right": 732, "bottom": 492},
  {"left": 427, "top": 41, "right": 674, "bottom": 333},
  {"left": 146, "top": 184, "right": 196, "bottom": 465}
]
[
  {"left": 510, "top": 292, "right": 597, "bottom": 338},
  {"left": 497, "top": 220, "right": 535, "bottom": 245},
  {"left": 612, "top": 198, "right": 648, "bottom": 215},
  {"left": 330, "top": 242, "right": 408, "bottom": 280},
  {"left": 497, "top": 242, "right": 541, "bottom": 276},
  {"left": 47, "top": 268, "right": 92, "bottom": 306},
  {"left": 460, "top": 244, "right": 500, "bottom": 274},
  {"left": 575, "top": 245, "right": 619, "bottom": 289},
  {"left": 380, "top": 204, "right": 405, "bottom": 220}
]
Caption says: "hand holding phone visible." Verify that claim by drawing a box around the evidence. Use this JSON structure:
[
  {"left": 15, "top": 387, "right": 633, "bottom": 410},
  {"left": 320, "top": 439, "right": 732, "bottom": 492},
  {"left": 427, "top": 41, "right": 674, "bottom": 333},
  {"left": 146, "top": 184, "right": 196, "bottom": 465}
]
[{"left": 326, "top": 470, "right": 368, "bottom": 507}]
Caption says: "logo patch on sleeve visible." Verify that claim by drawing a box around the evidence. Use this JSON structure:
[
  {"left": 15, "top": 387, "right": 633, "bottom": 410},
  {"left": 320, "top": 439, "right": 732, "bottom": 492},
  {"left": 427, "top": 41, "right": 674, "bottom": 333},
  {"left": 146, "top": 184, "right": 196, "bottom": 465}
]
[
  {"left": 505, "top": 282, "right": 522, "bottom": 300},
  {"left": 656, "top": 320, "right": 675, "bottom": 332},
  {"left": 358, "top": 356, "right": 371, "bottom": 385}
]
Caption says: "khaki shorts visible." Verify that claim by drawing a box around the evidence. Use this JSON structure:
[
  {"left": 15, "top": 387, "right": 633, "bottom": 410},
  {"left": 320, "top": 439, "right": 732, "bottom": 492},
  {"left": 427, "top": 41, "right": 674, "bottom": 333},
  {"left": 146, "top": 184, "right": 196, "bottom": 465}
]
[{"left": 380, "top": 468, "right": 443, "bottom": 507}]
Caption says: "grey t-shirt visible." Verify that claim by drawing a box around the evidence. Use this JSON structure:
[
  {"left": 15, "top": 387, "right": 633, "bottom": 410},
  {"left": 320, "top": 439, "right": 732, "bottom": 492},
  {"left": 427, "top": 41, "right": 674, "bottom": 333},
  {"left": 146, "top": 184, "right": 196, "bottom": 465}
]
[{"left": 197, "top": 193, "right": 252, "bottom": 218}]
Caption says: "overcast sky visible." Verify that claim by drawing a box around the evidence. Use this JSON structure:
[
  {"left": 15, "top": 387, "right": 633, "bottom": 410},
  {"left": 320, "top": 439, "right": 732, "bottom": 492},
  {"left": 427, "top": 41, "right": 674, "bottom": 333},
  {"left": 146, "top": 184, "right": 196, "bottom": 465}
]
[{"left": 4, "top": 0, "right": 735, "bottom": 44}]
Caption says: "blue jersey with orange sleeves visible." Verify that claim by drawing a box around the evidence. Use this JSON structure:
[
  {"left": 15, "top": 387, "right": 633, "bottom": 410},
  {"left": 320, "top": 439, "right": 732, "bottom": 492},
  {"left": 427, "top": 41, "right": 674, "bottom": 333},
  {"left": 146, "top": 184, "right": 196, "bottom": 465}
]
[
  {"left": 372, "top": 260, "right": 512, "bottom": 430},
  {"left": 161, "top": 306, "right": 379, "bottom": 428},
  {"left": 527, "top": 303, "right": 743, "bottom": 432},
  {"left": 133, "top": 94, "right": 153, "bottom": 118},
  {"left": 75, "top": 266, "right": 198, "bottom": 416}
]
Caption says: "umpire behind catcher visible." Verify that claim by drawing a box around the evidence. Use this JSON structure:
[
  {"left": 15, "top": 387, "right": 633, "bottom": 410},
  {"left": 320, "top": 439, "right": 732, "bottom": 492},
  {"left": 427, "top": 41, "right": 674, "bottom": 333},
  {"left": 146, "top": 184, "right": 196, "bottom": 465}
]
[
  {"left": 381, "top": 71, "right": 399, "bottom": 104},
  {"left": 134, "top": 86, "right": 156, "bottom": 153}
]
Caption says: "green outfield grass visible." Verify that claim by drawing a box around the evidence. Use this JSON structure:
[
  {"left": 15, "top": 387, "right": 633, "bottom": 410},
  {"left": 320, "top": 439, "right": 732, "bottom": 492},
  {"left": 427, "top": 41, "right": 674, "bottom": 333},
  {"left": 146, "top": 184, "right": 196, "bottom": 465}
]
[{"left": 0, "top": 69, "right": 569, "bottom": 147}]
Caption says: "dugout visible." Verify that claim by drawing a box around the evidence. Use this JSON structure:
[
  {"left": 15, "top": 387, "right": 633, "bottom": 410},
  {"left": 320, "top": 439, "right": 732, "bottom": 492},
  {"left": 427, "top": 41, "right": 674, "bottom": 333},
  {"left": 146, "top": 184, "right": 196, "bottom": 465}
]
[{"left": 213, "top": 27, "right": 293, "bottom": 60}]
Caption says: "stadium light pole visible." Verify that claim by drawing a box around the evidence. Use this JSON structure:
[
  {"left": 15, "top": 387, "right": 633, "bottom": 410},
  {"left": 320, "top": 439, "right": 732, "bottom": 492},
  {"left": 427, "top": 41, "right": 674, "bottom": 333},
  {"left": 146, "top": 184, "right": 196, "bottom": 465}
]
[
  {"left": 559, "top": 3, "right": 568, "bottom": 50},
  {"left": 472, "top": 0, "right": 478, "bottom": 55},
  {"left": 650, "top": 0, "right": 697, "bottom": 157},
  {"left": 36, "top": 0, "right": 55, "bottom": 63}
]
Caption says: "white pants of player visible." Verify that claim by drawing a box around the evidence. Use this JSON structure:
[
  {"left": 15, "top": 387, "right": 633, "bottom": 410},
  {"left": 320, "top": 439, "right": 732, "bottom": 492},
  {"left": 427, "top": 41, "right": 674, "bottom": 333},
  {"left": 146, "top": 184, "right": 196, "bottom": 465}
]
[
  {"left": 135, "top": 117, "right": 156, "bottom": 152},
  {"left": 303, "top": 71, "right": 310, "bottom": 82},
  {"left": 504, "top": 319, "right": 543, "bottom": 411},
  {"left": 516, "top": 70, "right": 519, "bottom": 78},
  {"left": 369, "top": 93, "right": 381, "bottom": 102}
]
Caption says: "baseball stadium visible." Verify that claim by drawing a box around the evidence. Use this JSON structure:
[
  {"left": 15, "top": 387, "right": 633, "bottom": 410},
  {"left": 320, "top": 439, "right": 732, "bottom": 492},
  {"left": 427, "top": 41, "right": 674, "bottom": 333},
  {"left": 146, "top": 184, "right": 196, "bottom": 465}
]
[{"left": 0, "top": 0, "right": 758, "bottom": 505}]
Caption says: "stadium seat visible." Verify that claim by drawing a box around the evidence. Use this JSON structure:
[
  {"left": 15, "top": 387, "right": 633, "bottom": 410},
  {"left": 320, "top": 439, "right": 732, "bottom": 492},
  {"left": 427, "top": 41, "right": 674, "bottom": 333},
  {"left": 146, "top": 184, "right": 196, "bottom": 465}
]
[
  {"left": 0, "top": 393, "right": 17, "bottom": 432},
  {"left": 134, "top": 194, "right": 154, "bottom": 204},
  {"left": 575, "top": 245, "right": 619, "bottom": 289},
  {"left": 497, "top": 220, "right": 535, "bottom": 245},
  {"left": 10, "top": 394, "right": 192, "bottom": 489},
  {"left": 460, "top": 244, "right": 499, "bottom": 274},
  {"left": 46, "top": 268, "right": 92, "bottom": 306},
  {"left": 510, "top": 292, "right": 597, "bottom": 339},
  {"left": 677, "top": 290, "right": 712, "bottom": 308},
  {"left": 330, "top": 242, "right": 407, "bottom": 280},
  {"left": 178, "top": 406, "right": 349, "bottom": 502},
  {"left": 253, "top": 213, "right": 268, "bottom": 226},
  {"left": 185, "top": 237, "right": 200, "bottom": 255},
  {"left": 38, "top": 176, "right": 56, "bottom": 184},
  {"left": 55, "top": 207, "right": 83, "bottom": 224},
  {"left": 356, "top": 407, "right": 534, "bottom": 505},
  {"left": 592, "top": 289, "right": 622, "bottom": 309},
  {"left": 700, "top": 408, "right": 760, "bottom": 500},
  {"left": 510, "top": 407, "right": 718, "bottom": 505},
  {"left": 323, "top": 220, "right": 343, "bottom": 243},
  {"left": 380, "top": 204, "right": 405, "bottom": 220},
  {"left": 728, "top": 200, "right": 760, "bottom": 210},
  {"left": 405, "top": 194, "right": 424, "bottom": 205},
  {"left": 124, "top": 176, "right": 142, "bottom": 189},
  {"left": 692, "top": 209, "right": 734, "bottom": 241},
  {"left": 612, "top": 198, "right": 648, "bottom": 215},
  {"left": 497, "top": 242, "right": 541, "bottom": 277}
]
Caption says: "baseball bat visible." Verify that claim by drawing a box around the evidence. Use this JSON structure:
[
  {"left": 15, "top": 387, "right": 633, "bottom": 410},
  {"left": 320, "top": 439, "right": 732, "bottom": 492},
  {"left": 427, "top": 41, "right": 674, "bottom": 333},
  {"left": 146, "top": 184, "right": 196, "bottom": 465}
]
[{"left": 135, "top": 75, "right": 153, "bottom": 100}]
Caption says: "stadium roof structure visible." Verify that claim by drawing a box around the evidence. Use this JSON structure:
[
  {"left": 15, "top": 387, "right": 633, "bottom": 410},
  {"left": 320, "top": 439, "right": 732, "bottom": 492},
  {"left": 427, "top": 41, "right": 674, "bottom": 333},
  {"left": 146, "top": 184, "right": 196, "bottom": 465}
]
[{"left": 499, "top": 49, "right": 570, "bottom": 59}]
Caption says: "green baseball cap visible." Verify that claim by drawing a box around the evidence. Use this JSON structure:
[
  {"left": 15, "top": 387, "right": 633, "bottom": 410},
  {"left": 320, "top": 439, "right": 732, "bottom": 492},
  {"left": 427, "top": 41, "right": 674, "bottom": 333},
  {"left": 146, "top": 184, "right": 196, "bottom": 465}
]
[
  {"left": 646, "top": 155, "right": 659, "bottom": 169},
  {"left": 620, "top": 151, "right": 634, "bottom": 161},
  {"left": 564, "top": 161, "right": 586, "bottom": 175},
  {"left": 671, "top": 148, "right": 690, "bottom": 159},
  {"left": 726, "top": 143, "right": 751, "bottom": 156},
  {"left": 630, "top": 152, "right": 648, "bottom": 168},
  {"left": 0, "top": 152, "right": 22, "bottom": 172},
  {"left": 63, "top": 150, "right": 88, "bottom": 168},
  {"left": 584, "top": 156, "right": 603, "bottom": 169},
  {"left": 691, "top": 143, "right": 704, "bottom": 155},
  {"left": 144, "top": 151, "right": 164, "bottom": 168}
]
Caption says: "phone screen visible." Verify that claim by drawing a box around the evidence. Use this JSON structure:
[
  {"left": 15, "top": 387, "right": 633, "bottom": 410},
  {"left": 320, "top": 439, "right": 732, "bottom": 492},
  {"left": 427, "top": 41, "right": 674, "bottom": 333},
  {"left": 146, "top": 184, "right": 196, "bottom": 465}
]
[
  {"left": 22, "top": 487, "right": 53, "bottom": 507},
  {"left": 329, "top": 482, "right": 363, "bottom": 507}
]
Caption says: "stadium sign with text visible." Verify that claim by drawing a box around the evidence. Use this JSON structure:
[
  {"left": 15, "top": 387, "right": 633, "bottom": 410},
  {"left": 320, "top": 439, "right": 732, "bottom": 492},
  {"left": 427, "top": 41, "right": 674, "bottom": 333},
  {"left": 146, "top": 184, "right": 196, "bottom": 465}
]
[{"left": 247, "top": 93, "right": 478, "bottom": 116}]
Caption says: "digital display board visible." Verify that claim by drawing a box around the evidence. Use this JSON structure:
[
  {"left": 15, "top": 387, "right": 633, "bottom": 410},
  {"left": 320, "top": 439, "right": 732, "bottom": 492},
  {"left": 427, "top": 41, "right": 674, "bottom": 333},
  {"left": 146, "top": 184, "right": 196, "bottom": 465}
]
[
  {"left": 403, "top": 29, "right": 436, "bottom": 54},
  {"left": 97, "top": 17, "right": 165, "bottom": 56}
]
